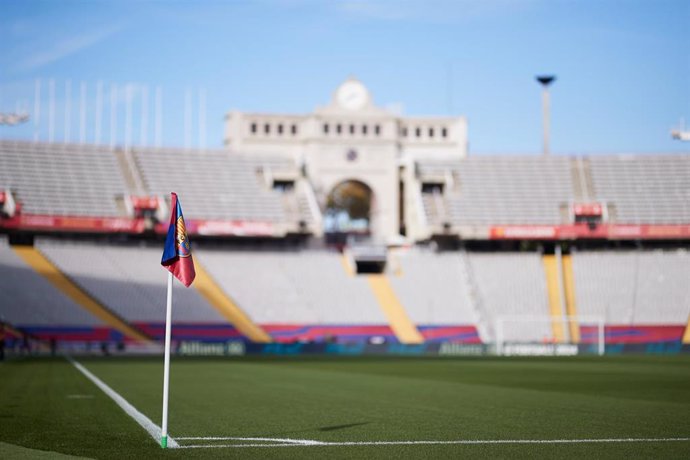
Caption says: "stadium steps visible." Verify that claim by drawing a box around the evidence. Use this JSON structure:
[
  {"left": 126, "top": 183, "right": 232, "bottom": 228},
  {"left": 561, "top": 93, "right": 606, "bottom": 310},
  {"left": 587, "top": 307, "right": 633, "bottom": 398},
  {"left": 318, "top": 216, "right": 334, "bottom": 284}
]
[
  {"left": 192, "top": 261, "right": 272, "bottom": 343},
  {"left": 457, "top": 249, "right": 491, "bottom": 342},
  {"left": 580, "top": 158, "right": 595, "bottom": 201},
  {"left": 281, "top": 192, "right": 301, "bottom": 225},
  {"left": 114, "top": 148, "right": 145, "bottom": 194},
  {"left": 571, "top": 157, "right": 595, "bottom": 202},
  {"left": 296, "top": 180, "right": 323, "bottom": 235},
  {"left": 542, "top": 255, "right": 567, "bottom": 343},
  {"left": 561, "top": 255, "right": 581, "bottom": 343},
  {"left": 12, "top": 246, "right": 152, "bottom": 343},
  {"left": 366, "top": 275, "right": 424, "bottom": 344}
]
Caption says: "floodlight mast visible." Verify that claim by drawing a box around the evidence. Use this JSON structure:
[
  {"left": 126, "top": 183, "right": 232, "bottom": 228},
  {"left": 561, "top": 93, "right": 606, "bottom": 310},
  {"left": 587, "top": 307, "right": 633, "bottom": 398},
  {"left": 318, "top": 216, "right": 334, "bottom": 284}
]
[{"left": 536, "top": 75, "right": 556, "bottom": 155}]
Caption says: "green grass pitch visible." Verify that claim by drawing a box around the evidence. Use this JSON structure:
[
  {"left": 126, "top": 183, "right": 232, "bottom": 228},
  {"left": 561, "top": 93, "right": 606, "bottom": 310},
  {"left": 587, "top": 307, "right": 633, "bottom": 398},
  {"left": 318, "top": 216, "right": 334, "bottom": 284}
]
[{"left": 1, "top": 355, "right": 689, "bottom": 459}]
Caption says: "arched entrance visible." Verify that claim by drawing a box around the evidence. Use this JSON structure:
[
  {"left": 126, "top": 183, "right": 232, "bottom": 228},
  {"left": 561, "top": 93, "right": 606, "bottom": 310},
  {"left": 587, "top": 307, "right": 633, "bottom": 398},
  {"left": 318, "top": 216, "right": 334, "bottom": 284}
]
[{"left": 324, "top": 180, "right": 374, "bottom": 235}]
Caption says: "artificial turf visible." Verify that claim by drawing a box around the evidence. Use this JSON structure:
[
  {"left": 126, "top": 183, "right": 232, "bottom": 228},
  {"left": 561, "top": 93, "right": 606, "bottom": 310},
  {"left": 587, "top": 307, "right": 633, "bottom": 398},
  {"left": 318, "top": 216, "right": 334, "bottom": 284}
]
[{"left": 0, "top": 355, "right": 689, "bottom": 459}]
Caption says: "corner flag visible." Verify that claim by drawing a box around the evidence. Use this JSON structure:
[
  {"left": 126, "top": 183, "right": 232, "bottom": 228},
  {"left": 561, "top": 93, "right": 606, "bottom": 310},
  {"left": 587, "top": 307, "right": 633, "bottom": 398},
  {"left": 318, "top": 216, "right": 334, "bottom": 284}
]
[
  {"left": 160, "top": 192, "right": 195, "bottom": 449},
  {"left": 161, "top": 192, "right": 195, "bottom": 287}
]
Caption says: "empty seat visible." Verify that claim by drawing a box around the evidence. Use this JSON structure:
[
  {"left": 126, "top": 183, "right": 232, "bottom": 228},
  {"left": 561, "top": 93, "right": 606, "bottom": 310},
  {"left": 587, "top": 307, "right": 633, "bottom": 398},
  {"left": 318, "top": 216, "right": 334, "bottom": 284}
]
[
  {"left": 417, "top": 156, "right": 574, "bottom": 226},
  {"left": 589, "top": 155, "right": 690, "bottom": 224},
  {"left": 132, "top": 148, "right": 289, "bottom": 222},
  {"left": 0, "top": 140, "right": 128, "bottom": 217},
  {"left": 198, "top": 248, "right": 386, "bottom": 325},
  {"left": 0, "top": 239, "right": 103, "bottom": 327},
  {"left": 389, "top": 249, "right": 478, "bottom": 325},
  {"left": 573, "top": 249, "right": 690, "bottom": 324},
  {"left": 37, "top": 239, "right": 226, "bottom": 324}
]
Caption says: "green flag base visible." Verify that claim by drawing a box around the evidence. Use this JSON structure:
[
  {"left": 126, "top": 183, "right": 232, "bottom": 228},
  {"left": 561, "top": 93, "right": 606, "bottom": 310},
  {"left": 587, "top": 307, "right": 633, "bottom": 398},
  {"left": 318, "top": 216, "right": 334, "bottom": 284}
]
[{"left": 161, "top": 435, "right": 167, "bottom": 449}]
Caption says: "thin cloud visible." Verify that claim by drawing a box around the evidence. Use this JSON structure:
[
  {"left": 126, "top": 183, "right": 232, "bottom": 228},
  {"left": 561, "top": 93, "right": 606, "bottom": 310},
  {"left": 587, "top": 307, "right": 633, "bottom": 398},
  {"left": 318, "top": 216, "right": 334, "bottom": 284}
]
[{"left": 15, "top": 24, "right": 123, "bottom": 72}]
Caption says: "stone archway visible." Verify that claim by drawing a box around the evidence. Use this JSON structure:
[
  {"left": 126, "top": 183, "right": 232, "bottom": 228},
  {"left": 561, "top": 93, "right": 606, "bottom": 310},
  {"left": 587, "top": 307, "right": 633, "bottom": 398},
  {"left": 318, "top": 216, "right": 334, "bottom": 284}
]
[{"left": 324, "top": 180, "right": 374, "bottom": 234}]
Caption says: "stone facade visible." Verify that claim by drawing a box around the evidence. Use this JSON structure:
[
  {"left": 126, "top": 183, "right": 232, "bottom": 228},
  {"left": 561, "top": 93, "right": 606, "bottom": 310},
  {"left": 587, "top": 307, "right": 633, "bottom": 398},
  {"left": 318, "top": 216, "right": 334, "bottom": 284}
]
[{"left": 224, "top": 78, "right": 467, "bottom": 242}]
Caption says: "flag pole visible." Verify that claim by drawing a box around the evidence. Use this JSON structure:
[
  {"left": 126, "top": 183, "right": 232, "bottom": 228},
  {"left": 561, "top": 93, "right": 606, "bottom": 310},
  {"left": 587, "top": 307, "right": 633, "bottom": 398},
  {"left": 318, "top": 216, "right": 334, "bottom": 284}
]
[{"left": 161, "top": 271, "right": 173, "bottom": 448}]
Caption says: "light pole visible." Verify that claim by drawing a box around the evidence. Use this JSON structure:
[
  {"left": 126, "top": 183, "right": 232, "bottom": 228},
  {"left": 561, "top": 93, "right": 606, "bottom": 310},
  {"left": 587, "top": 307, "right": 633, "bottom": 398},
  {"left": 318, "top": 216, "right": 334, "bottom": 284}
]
[{"left": 536, "top": 75, "right": 556, "bottom": 155}]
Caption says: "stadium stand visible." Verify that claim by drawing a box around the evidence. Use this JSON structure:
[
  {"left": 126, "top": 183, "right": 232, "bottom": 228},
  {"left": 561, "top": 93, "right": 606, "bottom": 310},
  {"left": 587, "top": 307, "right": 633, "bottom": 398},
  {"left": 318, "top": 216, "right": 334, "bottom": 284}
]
[
  {"left": 1, "top": 137, "right": 689, "bottom": 349},
  {"left": 633, "top": 250, "right": 690, "bottom": 324},
  {"left": 588, "top": 155, "right": 690, "bottom": 224},
  {"left": 37, "top": 239, "right": 226, "bottom": 324},
  {"left": 3, "top": 235, "right": 689, "bottom": 346},
  {"left": 198, "top": 248, "right": 386, "bottom": 325},
  {"left": 196, "top": 248, "right": 408, "bottom": 342},
  {"left": 416, "top": 154, "right": 690, "bottom": 237},
  {"left": 0, "top": 237, "right": 103, "bottom": 328},
  {"left": 572, "top": 251, "right": 637, "bottom": 324},
  {"left": 466, "top": 252, "right": 552, "bottom": 342},
  {"left": 132, "top": 147, "right": 289, "bottom": 222},
  {"left": 388, "top": 249, "right": 477, "bottom": 325},
  {"left": 387, "top": 248, "right": 482, "bottom": 343},
  {"left": 0, "top": 140, "right": 128, "bottom": 217},
  {"left": 573, "top": 249, "right": 690, "bottom": 324},
  {"left": 0, "top": 141, "right": 317, "bottom": 236},
  {"left": 417, "top": 156, "right": 574, "bottom": 226}
]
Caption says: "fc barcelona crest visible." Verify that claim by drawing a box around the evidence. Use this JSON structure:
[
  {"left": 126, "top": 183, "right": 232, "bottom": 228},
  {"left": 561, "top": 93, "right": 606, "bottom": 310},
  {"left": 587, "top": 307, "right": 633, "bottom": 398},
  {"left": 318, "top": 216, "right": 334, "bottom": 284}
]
[{"left": 176, "top": 215, "right": 191, "bottom": 257}]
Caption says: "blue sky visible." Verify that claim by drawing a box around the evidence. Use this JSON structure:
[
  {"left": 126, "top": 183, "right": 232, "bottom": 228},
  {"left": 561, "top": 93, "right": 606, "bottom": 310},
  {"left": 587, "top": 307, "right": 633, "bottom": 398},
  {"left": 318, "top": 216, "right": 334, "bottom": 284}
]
[{"left": 0, "top": 0, "right": 688, "bottom": 153}]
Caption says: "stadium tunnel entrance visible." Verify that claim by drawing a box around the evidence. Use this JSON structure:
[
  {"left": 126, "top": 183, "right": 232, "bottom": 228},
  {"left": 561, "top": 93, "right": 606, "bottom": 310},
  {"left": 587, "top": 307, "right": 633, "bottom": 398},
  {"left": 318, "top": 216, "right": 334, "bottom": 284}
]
[{"left": 324, "top": 179, "right": 375, "bottom": 245}]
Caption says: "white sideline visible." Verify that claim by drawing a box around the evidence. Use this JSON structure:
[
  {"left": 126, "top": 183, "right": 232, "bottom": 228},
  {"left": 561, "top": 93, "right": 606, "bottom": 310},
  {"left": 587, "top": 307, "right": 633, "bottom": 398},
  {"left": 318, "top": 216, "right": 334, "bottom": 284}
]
[
  {"left": 175, "top": 437, "right": 690, "bottom": 449},
  {"left": 67, "top": 357, "right": 179, "bottom": 448}
]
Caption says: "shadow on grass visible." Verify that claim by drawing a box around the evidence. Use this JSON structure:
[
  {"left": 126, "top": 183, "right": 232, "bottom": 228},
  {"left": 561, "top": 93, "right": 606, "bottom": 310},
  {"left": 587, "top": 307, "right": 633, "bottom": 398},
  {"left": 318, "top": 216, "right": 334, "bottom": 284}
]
[
  {"left": 258, "top": 421, "right": 371, "bottom": 437},
  {"left": 318, "top": 422, "right": 370, "bottom": 432}
]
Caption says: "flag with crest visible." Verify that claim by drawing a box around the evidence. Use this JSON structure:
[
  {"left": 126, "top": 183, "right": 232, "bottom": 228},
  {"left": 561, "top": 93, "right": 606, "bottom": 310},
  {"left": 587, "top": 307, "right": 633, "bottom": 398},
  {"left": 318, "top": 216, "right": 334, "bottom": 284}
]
[{"left": 161, "top": 192, "right": 195, "bottom": 287}]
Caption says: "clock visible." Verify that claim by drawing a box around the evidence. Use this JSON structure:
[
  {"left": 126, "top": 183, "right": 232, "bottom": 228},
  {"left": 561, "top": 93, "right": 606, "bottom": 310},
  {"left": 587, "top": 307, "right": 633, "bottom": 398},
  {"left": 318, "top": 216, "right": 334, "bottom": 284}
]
[{"left": 336, "top": 80, "right": 369, "bottom": 111}]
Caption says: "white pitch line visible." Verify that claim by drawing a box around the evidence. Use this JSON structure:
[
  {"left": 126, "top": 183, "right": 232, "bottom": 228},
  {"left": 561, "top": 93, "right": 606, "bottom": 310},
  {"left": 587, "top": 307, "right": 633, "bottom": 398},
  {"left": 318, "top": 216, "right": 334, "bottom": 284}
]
[
  {"left": 177, "top": 437, "right": 326, "bottom": 445},
  {"left": 67, "top": 357, "right": 179, "bottom": 448},
  {"left": 175, "top": 437, "right": 690, "bottom": 449}
]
